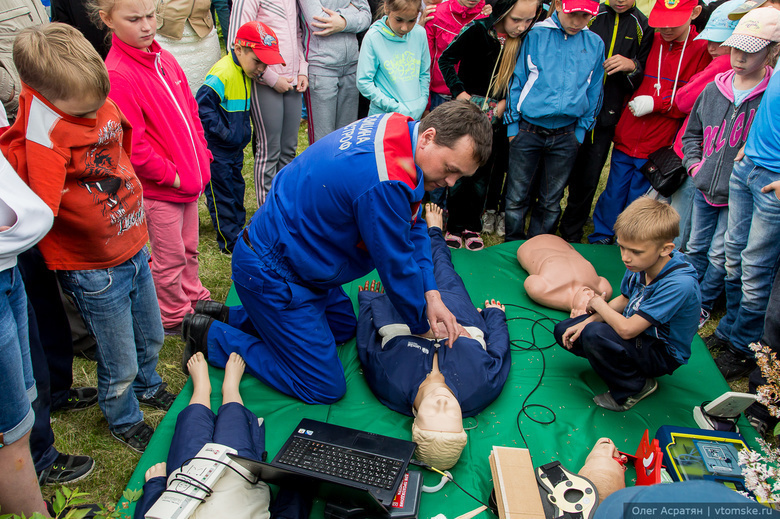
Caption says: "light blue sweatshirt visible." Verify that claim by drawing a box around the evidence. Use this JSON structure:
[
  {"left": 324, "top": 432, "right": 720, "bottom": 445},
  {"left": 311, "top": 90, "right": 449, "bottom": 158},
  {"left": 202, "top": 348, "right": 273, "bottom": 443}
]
[
  {"left": 745, "top": 70, "right": 780, "bottom": 173},
  {"left": 356, "top": 17, "right": 431, "bottom": 119}
]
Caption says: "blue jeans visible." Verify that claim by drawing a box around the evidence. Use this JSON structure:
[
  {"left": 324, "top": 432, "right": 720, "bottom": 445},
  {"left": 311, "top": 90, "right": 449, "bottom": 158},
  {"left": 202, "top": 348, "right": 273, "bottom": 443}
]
[
  {"left": 505, "top": 120, "right": 579, "bottom": 241},
  {"left": 669, "top": 176, "right": 696, "bottom": 252},
  {"left": 715, "top": 157, "right": 780, "bottom": 354},
  {"left": 0, "top": 267, "right": 37, "bottom": 446},
  {"left": 57, "top": 248, "right": 164, "bottom": 433},
  {"left": 686, "top": 190, "right": 728, "bottom": 310}
]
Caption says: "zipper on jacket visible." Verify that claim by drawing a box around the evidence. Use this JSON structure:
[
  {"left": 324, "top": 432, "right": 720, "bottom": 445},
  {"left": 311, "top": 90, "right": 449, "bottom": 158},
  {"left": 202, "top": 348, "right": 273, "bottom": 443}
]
[
  {"left": 154, "top": 53, "right": 203, "bottom": 192},
  {"left": 604, "top": 13, "right": 619, "bottom": 84},
  {"left": 708, "top": 105, "right": 738, "bottom": 197}
]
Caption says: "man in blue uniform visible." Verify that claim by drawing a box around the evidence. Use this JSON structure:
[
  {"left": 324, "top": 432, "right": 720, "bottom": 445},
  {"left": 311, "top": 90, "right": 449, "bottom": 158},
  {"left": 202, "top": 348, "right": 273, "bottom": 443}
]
[{"left": 184, "top": 101, "right": 493, "bottom": 404}]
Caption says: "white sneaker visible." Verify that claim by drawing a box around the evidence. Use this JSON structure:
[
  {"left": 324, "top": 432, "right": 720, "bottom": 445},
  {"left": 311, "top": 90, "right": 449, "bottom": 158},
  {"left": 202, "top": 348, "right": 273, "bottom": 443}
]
[
  {"left": 496, "top": 212, "right": 505, "bottom": 237},
  {"left": 481, "top": 210, "right": 497, "bottom": 234}
]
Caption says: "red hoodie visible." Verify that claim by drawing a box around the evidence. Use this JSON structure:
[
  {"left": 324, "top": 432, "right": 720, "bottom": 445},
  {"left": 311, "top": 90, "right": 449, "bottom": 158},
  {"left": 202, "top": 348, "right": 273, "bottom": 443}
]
[
  {"left": 106, "top": 35, "right": 212, "bottom": 203},
  {"left": 613, "top": 27, "right": 711, "bottom": 159}
]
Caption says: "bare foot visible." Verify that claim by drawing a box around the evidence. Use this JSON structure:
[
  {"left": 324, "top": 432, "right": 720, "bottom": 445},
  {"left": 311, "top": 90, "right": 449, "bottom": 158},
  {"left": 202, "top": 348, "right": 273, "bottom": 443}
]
[
  {"left": 145, "top": 462, "right": 166, "bottom": 481},
  {"left": 222, "top": 353, "right": 246, "bottom": 406},
  {"left": 358, "top": 280, "right": 383, "bottom": 293},
  {"left": 188, "top": 352, "right": 211, "bottom": 408},
  {"left": 425, "top": 203, "right": 444, "bottom": 230}
]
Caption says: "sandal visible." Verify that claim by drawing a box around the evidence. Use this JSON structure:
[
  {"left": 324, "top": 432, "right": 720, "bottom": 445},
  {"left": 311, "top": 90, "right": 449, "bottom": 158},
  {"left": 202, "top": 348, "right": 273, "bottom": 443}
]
[
  {"left": 445, "top": 232, "right": 463, "bottom": 249},
  {"left": 462, "top": 231, "right": 484, "bottom": 251}
]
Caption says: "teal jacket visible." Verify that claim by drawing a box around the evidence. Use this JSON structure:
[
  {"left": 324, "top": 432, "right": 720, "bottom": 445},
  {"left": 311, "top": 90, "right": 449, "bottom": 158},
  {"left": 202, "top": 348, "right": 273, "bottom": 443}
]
[
  {"left": 356, "top": 17, "right": 431, "bottom": 119},
  {"left": 196, "top": 51, "right": 252, "bottom": 152}
]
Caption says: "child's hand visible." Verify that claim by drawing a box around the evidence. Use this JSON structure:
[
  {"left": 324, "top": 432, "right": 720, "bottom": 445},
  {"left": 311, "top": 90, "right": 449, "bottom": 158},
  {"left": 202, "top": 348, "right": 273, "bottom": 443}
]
[
  {"left": 456, "top": 91, "right": 472, "bottom": 102},
  {"left": 628, "top": 96, "right": 654, "bottom": 117},
  {"left": 273, "top": 77, "right": 295, "bottom": 93},
  {"left": 173, "top": 174, "right": 181, "bottom": 189},
  {"left": 734, "top": 145, "right": 745, "bottom": 162},
  {"left": 419, "top": 4, "right": 435, "bottom": 26},
  {"left": 562, "top": 322, "right": 586, "bottom": 350},
  {"left": 297, "top": 75, "right": 309, "bottom": 93},
  {"left": 481, "top": 4, "right": 493, "bottom": 15},
  {"left": 145, "top": 462, "right": 166, "bottom": 481},
  {"left": 603, "top": 55, "right": 635, "bottom": 75},
  {"left": 586, "top": 292, "right": 607, "bottom": 315},
  {"left": 762, "top": 180, "right": 780, "bottom": 202},
  {"left": 312, "top": 8, "right": 347, "bottom": 36}
]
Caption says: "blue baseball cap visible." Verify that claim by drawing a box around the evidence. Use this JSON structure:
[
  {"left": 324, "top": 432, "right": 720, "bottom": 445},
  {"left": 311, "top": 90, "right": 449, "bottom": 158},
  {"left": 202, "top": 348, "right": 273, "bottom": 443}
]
[{"left": 695, "top": 0, "right": 743, "bottom": 42}]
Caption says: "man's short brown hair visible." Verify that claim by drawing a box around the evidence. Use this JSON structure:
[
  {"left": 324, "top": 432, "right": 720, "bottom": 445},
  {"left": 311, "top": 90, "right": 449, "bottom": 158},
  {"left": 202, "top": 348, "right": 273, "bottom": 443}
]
[
  {"left": 13, "top": 23, "right": 110, "bottom": 103},
  {"left": 419, "top": 100, "right": 493, "bottom": 166},
  {"left": 613, "top": 197, "right": 680, "bottom": 245}
]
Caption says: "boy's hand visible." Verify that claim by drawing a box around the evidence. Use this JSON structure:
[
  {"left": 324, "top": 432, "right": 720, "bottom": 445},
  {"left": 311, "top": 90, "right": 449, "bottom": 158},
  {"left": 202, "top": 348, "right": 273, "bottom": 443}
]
[
  {"left": 296, "top": 75, "right": 309, "bottom": 93},
  {"left": 312, "top": 8, "right": 347, "bottom": 36},
  {"left": 419, "top": 4, "right": 435, "bottom": 26},
  {"left": 586, "top": 292, "right": 608, "bottom": 315},
  {"left": 456, "top": 92, "right": 472, "bottom": 102},
  {"left": 562, "top": 322, "right": 587, "bottom": 350},
  {"left": 603, "top": 55, "right": 635, "bottom": 75},
  {"left": 734, "top": 145, "right": 746, "bottom": 162},
  {"left": 495, "top": 99, "right": 506, "bottom": 119},
  {"left": 628, "top": 96, "right": 653, "bottom": 117},
  {"left": 173, "top": 174, "right": 181, "bottom": 189},
  {"left": 761, "top": 180, "right": 780, "bottom": 201},
  {"left": 273, "top": 77, "right": 295, "bottom": 93}
]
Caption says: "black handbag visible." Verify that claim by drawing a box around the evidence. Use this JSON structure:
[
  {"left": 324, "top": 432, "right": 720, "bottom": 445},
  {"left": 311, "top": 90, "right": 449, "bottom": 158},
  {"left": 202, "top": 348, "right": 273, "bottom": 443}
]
[{"left": 640, "top": 146, "right": 687, "bottom": 198}]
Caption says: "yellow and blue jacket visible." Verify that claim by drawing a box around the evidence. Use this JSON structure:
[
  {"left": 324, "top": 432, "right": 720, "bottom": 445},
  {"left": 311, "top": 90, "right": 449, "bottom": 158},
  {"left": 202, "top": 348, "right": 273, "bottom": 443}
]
[{"left": 196, "top": 51, "right": 252, "bottom": 153}]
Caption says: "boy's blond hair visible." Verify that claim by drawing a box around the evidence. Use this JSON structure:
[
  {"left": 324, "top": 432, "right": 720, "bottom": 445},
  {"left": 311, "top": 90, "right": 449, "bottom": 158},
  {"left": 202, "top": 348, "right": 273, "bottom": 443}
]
[
  {"left": 613, "top": 197, "right": 679, "bottom": 245},
  {"left": 13, "top": 23, "right": 110, "bottom": 103}
]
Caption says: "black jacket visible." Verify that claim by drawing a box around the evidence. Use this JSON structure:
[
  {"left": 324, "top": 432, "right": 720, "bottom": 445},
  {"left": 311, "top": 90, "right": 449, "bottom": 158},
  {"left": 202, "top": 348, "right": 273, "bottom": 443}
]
[
  {"left": 438, "top": 0, "right": 539, "bottom": 100},
  {"left": 588, "top": 1, "right": 652, "bottom": 127}
]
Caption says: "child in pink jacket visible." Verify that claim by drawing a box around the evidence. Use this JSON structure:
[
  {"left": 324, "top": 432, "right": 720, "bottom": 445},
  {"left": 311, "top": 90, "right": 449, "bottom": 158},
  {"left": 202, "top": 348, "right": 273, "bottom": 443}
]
[{"left": 99, "top": 0, "right": 213, "bottom": 334}]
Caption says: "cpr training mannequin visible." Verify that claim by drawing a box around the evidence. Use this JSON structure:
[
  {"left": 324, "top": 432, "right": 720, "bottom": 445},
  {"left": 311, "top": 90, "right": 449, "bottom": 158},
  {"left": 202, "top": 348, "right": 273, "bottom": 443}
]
[
  {"left": 517, "top": 234, "right": 613, "bottom": 317},
  {"left": 578, "top": 438, "right": 627, "bottom": 503},
  {"left": 356, "top": 204, "right": 511, "bottom": 470}
]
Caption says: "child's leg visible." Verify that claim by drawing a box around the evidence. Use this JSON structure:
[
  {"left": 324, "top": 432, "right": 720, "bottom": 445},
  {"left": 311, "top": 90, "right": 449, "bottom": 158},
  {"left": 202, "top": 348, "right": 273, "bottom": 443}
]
[
  {"left": 670, "top": 177, "right": 696, "bottom": 251},
  {"left": 719, "top": 158, "right": 780, "bottom": 354},
  {"left": 204, "top": 149, "right": 246, "bottom": 253},
  {"left": 144, "top": 198, "right": 196, "bottom": 328},
  {"left": 250, "top": 84, "right": 285, "bottom": 205},
  {"left": 179, "top": 200, "right": 211, "bottom": 307},
  {"left": 688, "top": 197, "right": 728, "bottom": 309},
  {"left": 335, "top": 67, "right": 359, "bottom": 134},
  {"left": 57, "top": 253, "right": 151, "bottom": 433},
  {"left": 559, "top": 126, "right": 615, "bottom": 243},
  {"left": 505, "top": 124, "right": 545, "bottom": 241},
  {"left": 187, "top": 352, "right": 212, "bottom": 408},
  {"left": 447, "top": 155, "right": 493, "bottom": 234},
  {"left": 527, "top": 129, "right": 579, "bottom": 238},
  {"left": 589, "top": 150, "right": 646, "bottom": 243},
  {"left": 129, "top": 250, "right": 166, "bottom": 399},
  {"left": 685, "top": 190, "right": 722, "bottom": 281}
]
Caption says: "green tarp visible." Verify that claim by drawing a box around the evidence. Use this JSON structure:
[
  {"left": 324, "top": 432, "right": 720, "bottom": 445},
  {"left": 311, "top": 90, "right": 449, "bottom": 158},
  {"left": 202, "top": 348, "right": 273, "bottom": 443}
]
[{"left": 118, "top": 241, "right": 757, "bottom": 518}]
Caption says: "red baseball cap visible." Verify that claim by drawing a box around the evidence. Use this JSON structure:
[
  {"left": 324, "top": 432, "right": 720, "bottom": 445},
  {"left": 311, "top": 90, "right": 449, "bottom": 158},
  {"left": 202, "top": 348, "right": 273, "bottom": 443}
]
[
  {"left": 234, "top": 21, "right": 286, "bottom": 66},
  {"left": 561, "top": 0, "right": 600, "bottom": 16},
  {"left": 649, "top": 0, "right": 699, "bottom": 28}
]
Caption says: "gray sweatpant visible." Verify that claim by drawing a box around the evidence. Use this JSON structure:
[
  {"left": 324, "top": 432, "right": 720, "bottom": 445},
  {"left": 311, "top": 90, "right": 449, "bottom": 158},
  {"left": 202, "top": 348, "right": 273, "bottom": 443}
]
[
  {"left": 304, "top": 64, "right": 359, "bottom": 143},
  {"left": 250, "top": 83, "right": 301, "bottom": 205}
]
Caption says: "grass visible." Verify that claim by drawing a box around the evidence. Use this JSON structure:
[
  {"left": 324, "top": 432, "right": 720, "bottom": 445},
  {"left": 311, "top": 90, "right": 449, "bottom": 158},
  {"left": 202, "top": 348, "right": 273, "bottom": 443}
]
[{"left": 46, "top": 123, "right": 741, "bottom": 508}]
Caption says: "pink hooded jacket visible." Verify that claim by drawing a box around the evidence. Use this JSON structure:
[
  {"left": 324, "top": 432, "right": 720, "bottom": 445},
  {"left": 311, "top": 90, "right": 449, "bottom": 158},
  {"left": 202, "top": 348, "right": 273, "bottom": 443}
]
[{"left": 106, "top": 35, "right": 212, "bottom": 203}]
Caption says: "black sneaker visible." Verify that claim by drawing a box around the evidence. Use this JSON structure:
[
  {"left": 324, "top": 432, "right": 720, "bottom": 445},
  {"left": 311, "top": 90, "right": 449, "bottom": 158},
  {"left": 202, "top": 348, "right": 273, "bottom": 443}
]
[
  {"left": 591, "top": 237, "right": 614, "bottom": 245},
  {"left": 593, "top": 378, "right": 658, "bottom": 412},
  {"left": 37, "top": 453, "right": 95, "bottom": 485},
  {"left": 138, "top": 382, "right": 177, "bottom": 411},
  {"left": 112, "top": 421, "right": 154, "bottom": 453},
  {"left": 704, "top": 333, "right": 730, "bottom": 352},
  {"left": 715, "top": 346, "right": 756, "bottom": 381},
  {"left": 54, "top": 387, "right": 98, "bottom": 412}
]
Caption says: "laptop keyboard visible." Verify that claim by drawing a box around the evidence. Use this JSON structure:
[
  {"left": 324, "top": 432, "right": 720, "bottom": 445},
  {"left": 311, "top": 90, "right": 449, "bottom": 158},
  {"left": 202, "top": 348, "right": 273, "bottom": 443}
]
[{"left": 277, "top": 437, "right": 403, "bottom": 490}]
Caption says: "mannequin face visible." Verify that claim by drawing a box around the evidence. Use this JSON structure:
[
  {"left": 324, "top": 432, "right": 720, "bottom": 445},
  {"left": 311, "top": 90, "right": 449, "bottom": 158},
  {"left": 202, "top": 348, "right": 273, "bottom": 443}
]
[
  {"left": 570, "top": 286, "right": 596, "bottom": 317},
  {"left": 579, "top": 438, "right": 626, "bottom": 502},
  {"left": 415, "top": 387, "right": 463, "bottom": 433}
]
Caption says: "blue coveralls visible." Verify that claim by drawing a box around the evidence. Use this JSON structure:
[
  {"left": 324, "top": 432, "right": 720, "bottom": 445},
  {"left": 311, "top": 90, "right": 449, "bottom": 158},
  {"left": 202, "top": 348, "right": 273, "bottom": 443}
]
[
  {"left": 356, "top": 227, "right": 511, "bottom": 417},
  {"left": 206, "top": 114, "right": 437, "bottom": 404}
]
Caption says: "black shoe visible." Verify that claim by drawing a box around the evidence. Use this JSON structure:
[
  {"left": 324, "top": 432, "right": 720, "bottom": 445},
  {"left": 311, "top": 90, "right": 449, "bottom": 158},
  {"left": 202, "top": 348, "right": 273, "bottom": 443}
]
[
  {"left": 54, "top": 387, "right": 98, "bottom": 412},
  {"left": 705, "top": 333, "right": 730, "bottom": 352},
  {"left": 79, "top": 345, "right": 97, "bottom": 361},
  {"left": 194, "top": 300, "right": 230, "bottom": 323},
  {"left": 715, "top": 346, "right": 756, "bottom": 381},
  {"left": 138, "top": 382, "right": 177, "bottom": 411},
  {"left": 181, "top": 314, "right": 214, "bottom": 374},
  {"left": 112, "top": 421, "right": 154, "bottom": 453},
  {"left": 37, "top": 453, "right": 95, "bottom": 485},
  {"left": 591, "top": 237, "right": 614, "bottom": 245}
]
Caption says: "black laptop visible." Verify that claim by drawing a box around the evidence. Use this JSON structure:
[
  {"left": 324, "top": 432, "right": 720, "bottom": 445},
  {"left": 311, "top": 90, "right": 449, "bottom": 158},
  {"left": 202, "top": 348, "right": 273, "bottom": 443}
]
[{"left": 228, "top": 418, "right": 417, "bottom": 516}]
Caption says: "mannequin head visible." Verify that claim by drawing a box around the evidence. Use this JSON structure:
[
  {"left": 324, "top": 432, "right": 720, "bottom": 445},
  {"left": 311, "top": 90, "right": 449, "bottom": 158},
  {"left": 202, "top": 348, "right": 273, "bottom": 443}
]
[
  {"left": 412, "top": 386, "right": 467, "bottom": 469},
  {"left": 570, "top": 286, "right": 597, "bottom": 317},
  {"left": 578, "top": 438, "right": 627, "bottom": 502}
]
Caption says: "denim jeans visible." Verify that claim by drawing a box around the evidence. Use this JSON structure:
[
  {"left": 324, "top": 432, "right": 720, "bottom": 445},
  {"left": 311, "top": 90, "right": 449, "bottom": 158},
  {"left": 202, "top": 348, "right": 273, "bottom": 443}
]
[
  {"left": 505, "top": 120, "right": 579, "bottom": 241},
  {"left": 686, "top": 190, "right": 728, "bottom": 310},
  {"left": 57, "top": 248, "right": 164, "bottom": 433},
  {"left": 669, "top": 176, "right": 696, "bottom": 252},
  {"left": 715, "top": 157, "right": 780, "bottom": 354},
  {"left": 0, "top": 266, "right": 37, "bottom": 446}
]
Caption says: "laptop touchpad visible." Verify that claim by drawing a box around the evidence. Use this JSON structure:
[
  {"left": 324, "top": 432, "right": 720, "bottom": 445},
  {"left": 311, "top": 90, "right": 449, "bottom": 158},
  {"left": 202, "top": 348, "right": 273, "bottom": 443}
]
[{"left": 352, "top": 433, "right": 382, "bottom": 452}]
